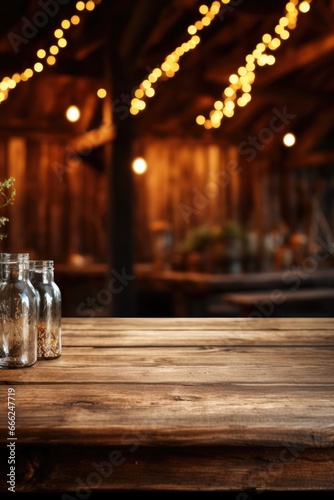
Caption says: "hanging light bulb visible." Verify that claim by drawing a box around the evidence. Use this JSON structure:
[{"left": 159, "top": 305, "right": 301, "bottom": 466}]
[
  {"left": 283, "top": 132, "right": 296, "bottom": 147},
  {"left": 132, "top": 157, "right": 147, "bottom": 174},
  {"left": 66, "top": 105, "right": 81, "bottom": 122}
]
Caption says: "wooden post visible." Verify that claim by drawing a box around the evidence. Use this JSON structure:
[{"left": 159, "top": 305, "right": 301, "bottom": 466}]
[{"left": 104, "top": 29, "right": 137, "bottom": 317}]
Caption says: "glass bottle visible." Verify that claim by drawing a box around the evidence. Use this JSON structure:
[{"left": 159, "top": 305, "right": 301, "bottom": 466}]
[
  {"left": 0, "top": 253, "right": 39, "bottom": 325},
  {"left": 29, "top": 260, "right": 62, "bottom": 359},
  {"left": 0, "top": 255, "right": 38, "bottom": 368}
]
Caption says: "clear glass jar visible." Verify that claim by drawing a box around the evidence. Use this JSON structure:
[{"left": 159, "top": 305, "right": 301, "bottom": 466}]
[
  {"left": 0, "top": 255, "right": 38, "bottom": 368},
  {"left": 0, "top": 253, "right": 39, "bottom": 323},
  {"left": 29, "top": 260, "right": 62, "bottom": 359}
]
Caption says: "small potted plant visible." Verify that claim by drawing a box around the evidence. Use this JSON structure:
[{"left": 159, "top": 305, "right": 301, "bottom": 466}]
[
  {"left": 214, "top": 220, "right": 244, "bottom": 273},
  {"left": 182, "top": 225, "right": 214, "bottom": 272}
]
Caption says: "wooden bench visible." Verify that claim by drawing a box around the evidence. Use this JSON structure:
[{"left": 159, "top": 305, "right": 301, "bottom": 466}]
[{"left": 211, "top": 288, "right": 334, "bottom": 317}]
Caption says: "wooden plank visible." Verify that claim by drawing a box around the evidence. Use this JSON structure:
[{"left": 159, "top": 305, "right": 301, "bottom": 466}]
[
  {"left": 0, "top": 317, "right": 333, "bottom": 493},
  {"left": 1, "top": 445, "right": 333, "bottom": 492},
  {"left": 66, "top": 156, "right": 83, "bottom": 256},
  {"left": 7, "top": 137, "right": 26, "bottom": 250},
  {"left": 0, "top": 382, "right": 333, "bottom": 446},
  {"left": 59, "top": 330, "right": 334, "bottom": 347},
  {"left": 49, "top": 143, "right": 67, "bottom": 261},
  {"left": 24, "top": 140, "right": 40, "bottom": 253},
  {"left": 68, "top": 121, "right": 115, "bottom": 153},
  {"left": 38, "top": 142, "right": 51, "bottom": 255},
  {"left": 1, "top": 348, "right": 333, "bottom": 383},
  {"left": 60, "top": 316, "right": 334, "bottom": 332}
]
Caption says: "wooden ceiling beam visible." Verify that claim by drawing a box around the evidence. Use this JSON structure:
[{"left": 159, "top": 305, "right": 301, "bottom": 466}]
[
  {"left": 257, "top": 32, "right": 334, "bottom": 86},
  {"left": 68, "top": 121, "right": 115, "bottom": 153},
  {"left": 291, "top": 106, "right": 334, "bottom": 156},
  {"left": 207, "top": 32, "right": 334, "bottom": 86},
  {"left": 134, "top": 3, "right": 193, "bottom": 66},
  {"left": 73, "top": 37, "right": 106, "bottom": 61}
]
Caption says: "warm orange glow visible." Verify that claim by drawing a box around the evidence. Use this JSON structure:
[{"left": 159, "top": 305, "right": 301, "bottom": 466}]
[
  {"left": 24, "top": 69, "right": 33, "bottom": 78},
  {"left": 47, "top": 56, "right": 56, "bottom": 66},
  {"left": 86, "top": 1, "right": 96, "bottom": 11},
  {"left": 12, "top": 73, "right": 21, "bottom": 83},
  {"left": 71, "top": 15, "right": 80, "bottom": 25}
]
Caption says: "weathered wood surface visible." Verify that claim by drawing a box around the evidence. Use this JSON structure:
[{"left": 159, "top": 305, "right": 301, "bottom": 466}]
[{"left": 0, "top": 317, "right": 333, "bottom": 492}]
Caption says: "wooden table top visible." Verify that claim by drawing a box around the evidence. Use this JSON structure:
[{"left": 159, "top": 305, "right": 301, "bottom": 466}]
[{"left": 1, "top": 317, "right": 334, "bottom": 493}]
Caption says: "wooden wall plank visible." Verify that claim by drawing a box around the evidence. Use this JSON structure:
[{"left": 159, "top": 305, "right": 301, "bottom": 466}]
[{"left": 7, "top": 137, "right": 26, "bottom": 251}]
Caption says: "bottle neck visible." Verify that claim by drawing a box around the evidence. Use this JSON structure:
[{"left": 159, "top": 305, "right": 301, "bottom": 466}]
[
  {"left": 0, "top": 262, "right": 27, "bottom": 281},
  {"left": 29, "top": 261, "right": 54, "bottom": 282},
  {"left": 0, "top": 253, "right": 29, "bottom": 280}
]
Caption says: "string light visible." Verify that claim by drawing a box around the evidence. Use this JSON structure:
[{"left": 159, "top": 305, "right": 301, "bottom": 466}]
[
  {"left": 130, "top": 0, "right": 229, "bottom": 116},
  {"left": 97, "top": 88, "right": 107, "bottom": 98},
  {"left": 0, "top": 1, "right": 102, "bottom": 104},
  {"left": 129, "top": 0, "right": 312, "bottom": 126},
  {"left": 198, "top": 0, "right": 313, "bottom": 129}
]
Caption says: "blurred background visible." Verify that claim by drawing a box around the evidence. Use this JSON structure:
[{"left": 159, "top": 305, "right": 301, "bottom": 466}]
[{"left": 0, "top": 0, "right": 334, "bottom": 318}]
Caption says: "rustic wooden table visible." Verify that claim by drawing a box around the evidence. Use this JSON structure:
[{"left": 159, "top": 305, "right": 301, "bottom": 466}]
[
  {"left": 1, "top": 317, "right": 334, "bottom": 494},
  {"left": 135, "top": 265, "right": 334, "bottom": 316}
]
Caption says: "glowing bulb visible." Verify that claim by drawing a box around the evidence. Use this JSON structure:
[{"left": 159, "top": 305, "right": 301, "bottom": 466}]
[
  {"left": 61, "top": 19, "right": 71, "bottom": 29},
  {"left": 50, "top": 45, "right": 59, "bottom": 55},
  {"left": 54, "top": 29, "right": 63, "bottom": 38},
  {"left": 97, "top": 88, "right": 107, "bottom": 98},
  {"left": 34, "top": 62, "right": 43, "bottom": 72},
  {"left": 283, "top": 132, "right": 296, "bottom": 147},
  {"left": 37, "top": 49, "right": 46, "bottom": 58},
  {"left": 196, "top": 115, "right": 205, "bottom": 125},
  {"left": 299, "top": 1, "right": 310, "bottom": 13},
  {"left": 132, "top": 157, "right": 147, "bottom": 175},
  {"left": 47, "top": 56, "right": 56, "bottom": 65},
  {"left": 76, "top": 1, "right": 85, "bottom": 11},
  {"left": 66, "top": 105, "right": 81, "bottom": 122}
]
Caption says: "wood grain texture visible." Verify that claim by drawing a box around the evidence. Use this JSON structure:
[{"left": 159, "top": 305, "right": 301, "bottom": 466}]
[
  {"left": 0, "top": 317, "right": 333, "bottom": 492},
  {"left": 1, "top": 445, "right": 333, "bottom": 493}
]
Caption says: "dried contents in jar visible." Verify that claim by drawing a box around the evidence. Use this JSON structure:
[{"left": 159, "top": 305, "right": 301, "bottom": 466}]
[
  {"left": 37, "top": 322, "right": 61, "bottom": 359},
  {"left": 29, "top": 260, "right": 62, "bottom": 360}
]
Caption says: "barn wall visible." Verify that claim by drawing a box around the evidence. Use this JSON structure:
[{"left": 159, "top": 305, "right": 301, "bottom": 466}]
[
  {"left": 1, "top": 134, "right": 333, "bottom": 268},
  {"left": 0, "top": 136, "right": 108, "bottom": 262},
  {"left": 133, "top": 136, "right": 334, "bottom": 264},
  {"left": 134, "top": 137, "right": 268, "bottom": 262}
]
